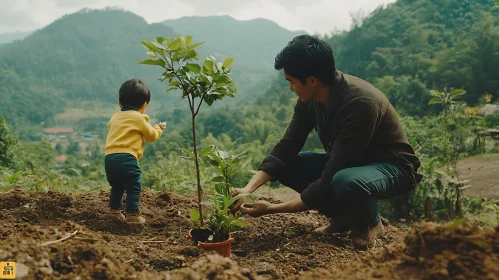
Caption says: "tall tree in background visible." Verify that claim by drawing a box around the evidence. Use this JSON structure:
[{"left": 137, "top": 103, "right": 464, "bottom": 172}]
[{"left": 0, "top": 116, "right": 17, "bottom": 169}]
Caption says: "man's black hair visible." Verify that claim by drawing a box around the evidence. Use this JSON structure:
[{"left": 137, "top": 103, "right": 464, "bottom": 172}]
[
  {"left": 274, "top": 35, "right": 336, "bottom": 86},
  {"left": 119, "top": 78, "right": 151, "bottom": 109}
]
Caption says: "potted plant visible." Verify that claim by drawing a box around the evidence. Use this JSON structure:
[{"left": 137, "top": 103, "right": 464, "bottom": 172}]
[
  {"left": 138, "top": 35, "right": 237, "bottom": 225},
  {"left": 187, "top": 145, "right": 248, "bottom": 257}
]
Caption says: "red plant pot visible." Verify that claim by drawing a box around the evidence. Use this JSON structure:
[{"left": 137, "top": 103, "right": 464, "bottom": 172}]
[{"left": 187, "top": 230, "right": 235, "bottom": 257}]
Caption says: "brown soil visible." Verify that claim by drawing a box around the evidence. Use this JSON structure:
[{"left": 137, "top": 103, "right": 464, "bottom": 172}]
[{"left": 1, "top": 188, "right": 498, "bottom": 279}]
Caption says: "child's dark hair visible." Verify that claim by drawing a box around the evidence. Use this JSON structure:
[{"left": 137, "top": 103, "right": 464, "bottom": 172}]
[
  {"left": 119, "top": 78, "right": 151, "bottom": 109},
  {"left": 274, "top": 35, "right": 336, "bottom": 86}
]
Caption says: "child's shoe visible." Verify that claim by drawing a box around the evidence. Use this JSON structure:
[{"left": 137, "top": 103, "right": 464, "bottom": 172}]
[
  {"left": 109, "top": 209, "right": 125, "bottom": 221},
  {"left": 126, "top": 209, "right": 146, "bottom": 224}
]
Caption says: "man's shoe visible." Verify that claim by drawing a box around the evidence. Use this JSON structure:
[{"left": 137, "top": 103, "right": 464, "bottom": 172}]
[
  {"left": 109, "top": 209, "right": 125, "bottom": 221},
  {"left": 126, "top": 210, "right": 146, "bottom": 224},
  {"left": 350, "top": 221, "right": 385, "bottom": 250},
  {"left": 314, "top": 216, "right": 353, "bottom": 235}
]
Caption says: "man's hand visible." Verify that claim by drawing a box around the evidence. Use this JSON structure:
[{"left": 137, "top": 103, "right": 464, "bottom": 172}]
[
  {"left": 240, "top": 201, "right": 273, "bottom": 217},
  {"left": 230, "top": 187, "right": 252, "bottom": 213},
  {"left": 230, "top": 170, "right": 272, "bottom": 213}
]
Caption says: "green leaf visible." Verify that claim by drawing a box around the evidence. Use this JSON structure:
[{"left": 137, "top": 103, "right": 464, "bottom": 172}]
[
  {"left": 231, "top": 219, "right": 247, "bottom": 227},
  {"left": 185, "top": 64, "right": 201, "bottom": 73},
  {"left": 189, "top": 42, "right": 204, "bottom": 49},
  {"left": 146, "top": 52, "right": 156, "bottom": 58},
  {"left": 141, "top": 41, "right": 158, "bottom": 52},
  {"left": 190, "top": 209, "right": 200, "bottom": 222},
  {"left": 216, "top": 75, "right": 232, "bottom": 84},
  {"left": 200, "top": 75, "right": 213, "bottom": 84},
  {"left": 181, "top": 148, "right": 195, "bottom": 159},
  {"left": 213, "top": 195, "right": 221, "bottom": 210},
  {"left": 156, "top": 36, "right": 165, "bottom": 44},
  {"left": 429, "top": 90, "right": 444, "bottom": 97},
  {"left": 199, "top": 145, "right": 214, "bottom": 157},
  {"left": 494, "top": 2, "right": 499, "bottom": 8},
  {"left": 184, "top": 50, "right": 198, "bottom": 60},
  {"left": 165, "top": 87, "right": 176, "bottom": 93},
  {"left": 428, "top": 96, "right": 441, "bottom": 105},
  {"left": 204, "top": 97, "right": 214, "bottom": 106},
  {"left": 137, "top": 59, "right": 166, "bottom": 67},
  {"left": 228, "top": 86, "right": 237, "bottom": 93},
  {"left": 215, "top": 184, "right": 224, "bottom": 195},
  {"left": 160, "top": 72, "right": 175, "bottom": 82},
  {"left": 152, "top": 41, "right": 166, "bottom": 50},
  {"left": 168, "top": 80, "right": 180, "bottom": 86},
  {"left": 186, "top": 35, "right": 193, "bottom": 46},
  {"left": 222, "top": 57, "right": 234, "bottom": 69},
  {"left": 210, "top": 176, "right": 225, "bottom": 183},
  {"left": 203, "top": 60, "right": 214, "bottom": 75},
  {"left": 226, "top": 196, "right": 240, "bottom": 208},
  {"left": 449, "top": 89, "right": 466, "bottom": 97},
  {"left": 169, "top": 39, "right": 182, "bottom": 51}
]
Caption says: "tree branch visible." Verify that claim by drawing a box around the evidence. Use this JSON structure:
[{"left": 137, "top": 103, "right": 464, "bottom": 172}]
[{"left": 194, "top": 80, "right": 215, "bottom": 116}]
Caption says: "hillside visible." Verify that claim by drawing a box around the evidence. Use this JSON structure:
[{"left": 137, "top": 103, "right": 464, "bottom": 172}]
[
  {"left": 326, "top": 0, "right": 499, "bottom": 116},
  {"left": 0, "top": 8, "right": 177, "bottom": 125}
]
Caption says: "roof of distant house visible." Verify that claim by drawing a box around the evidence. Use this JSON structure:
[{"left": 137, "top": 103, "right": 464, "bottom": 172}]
[
  {"left": 55, "top": 154, "right": 68, "bottom": 163},
  {"left": 43, "top": 127, "right": 74, "bottom": 134}
]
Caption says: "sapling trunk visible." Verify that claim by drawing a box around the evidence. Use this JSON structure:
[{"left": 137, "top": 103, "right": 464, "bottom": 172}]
[{"left": 191, "top": 111, "right": 204, "bottom": 225}]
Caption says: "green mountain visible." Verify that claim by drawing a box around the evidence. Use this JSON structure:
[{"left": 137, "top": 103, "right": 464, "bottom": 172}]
[
  {"left": 326, "top": 0, "right": 499, "bottom": 115},
  {"left": 162, "top": 16, "right": 307, "bottom": 71},
  {"left": 0, "top": 8, "right": 177, "bottom": 125}
]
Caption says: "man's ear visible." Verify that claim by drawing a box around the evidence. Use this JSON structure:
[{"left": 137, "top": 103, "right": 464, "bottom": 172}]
[{"left": 307, "top": 76, "right": 319, "bottom": 87}]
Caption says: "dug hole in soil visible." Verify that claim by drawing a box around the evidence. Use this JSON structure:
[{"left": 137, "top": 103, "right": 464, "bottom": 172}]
[{"left": 1, "top": 188, "right": 498, "bottom": 279}]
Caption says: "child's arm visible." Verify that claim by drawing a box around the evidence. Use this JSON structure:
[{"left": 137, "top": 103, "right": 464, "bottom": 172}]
[{"left": 142, "top": 115, "right": 164, "bottom": 142}]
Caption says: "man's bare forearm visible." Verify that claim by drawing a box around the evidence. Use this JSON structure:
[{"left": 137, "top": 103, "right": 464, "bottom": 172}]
[
  {"left": 269, "top": 197, "right": 310, "bottom": 214},
  {"left": 244, "top": 170, "right": 272, "bottom": 193}
]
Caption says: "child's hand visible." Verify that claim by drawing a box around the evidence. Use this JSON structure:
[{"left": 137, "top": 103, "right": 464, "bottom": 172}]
[{"left": 158, "top": 122, "right": 167, "bottom": 130}]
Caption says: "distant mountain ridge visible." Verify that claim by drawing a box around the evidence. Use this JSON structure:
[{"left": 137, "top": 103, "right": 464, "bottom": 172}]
[{"left": 162, "top": 15, "right": 307, "bottom": 71}]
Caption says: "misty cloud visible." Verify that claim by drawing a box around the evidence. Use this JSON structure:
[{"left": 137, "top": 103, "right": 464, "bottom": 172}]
[{"left": 0, "top": 0, "right": 395, "bottom": 34}]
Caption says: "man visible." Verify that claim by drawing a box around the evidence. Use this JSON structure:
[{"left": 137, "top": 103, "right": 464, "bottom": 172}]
[{"left": 231, "top": 35, "right": 422, "bottom": 250}]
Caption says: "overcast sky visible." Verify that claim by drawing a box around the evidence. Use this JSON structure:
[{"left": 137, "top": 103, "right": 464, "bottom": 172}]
[{"left": 0, "top": 0, "right": 396, "bottom": 35}]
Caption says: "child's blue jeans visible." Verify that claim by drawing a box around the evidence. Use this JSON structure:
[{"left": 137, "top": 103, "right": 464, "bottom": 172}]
[{"left": 104, "top": 153, "right": 142, "bottom": 210}]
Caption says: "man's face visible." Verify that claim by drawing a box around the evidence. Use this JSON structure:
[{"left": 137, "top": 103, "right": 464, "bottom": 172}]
[{"left": 284, "top": 72, "right": 317, "bottom": 102}]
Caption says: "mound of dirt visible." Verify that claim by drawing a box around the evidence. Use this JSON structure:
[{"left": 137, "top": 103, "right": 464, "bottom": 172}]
[
  {"left": 293, "top": 222, "right": 499, "bottom": 280},
  {"left": 401, "top": 222, "right": 499, "bottom": 280}
]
